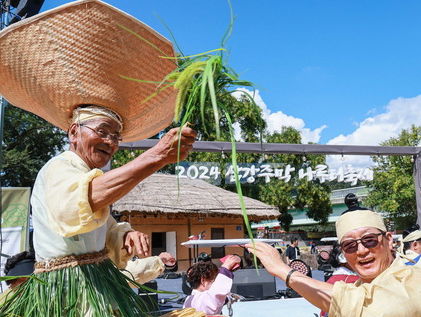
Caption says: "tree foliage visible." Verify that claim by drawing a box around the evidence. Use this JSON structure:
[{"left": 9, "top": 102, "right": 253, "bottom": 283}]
[
  {"left": 365, "top": 125, "right": 420, "bottom": 229},
  {"left": 2, "top": 104, "right": 67, "bottom": 187},
  {"left": 114, "top": 92, "right": 267, "bottom": 172},
  {"left": 257, "top": 127, "right": 332, "bottom": 230}
]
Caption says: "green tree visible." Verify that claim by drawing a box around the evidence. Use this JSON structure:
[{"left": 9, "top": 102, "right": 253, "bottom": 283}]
[
  {"left": 183, "top": 93, "right": 266, "bottom": 175},
  {"left": 365, "top": 125, "right": 421, "bottom": 229},
  {"left": 113, "top": 92, "right": 266, "bottom": 173},
  {"left": 257, "top": 127, "right": 332, "bottom": 230},
  {"left": 2, "top": 104, "right": 67, "bottom": 187}
]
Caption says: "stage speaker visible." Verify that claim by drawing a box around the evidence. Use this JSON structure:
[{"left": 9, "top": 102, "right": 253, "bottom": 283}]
[
  {"left": 231, "top": 269, "right": 276, "bottom": 299},
  {"left": 138, "top": 280, "right": 158, "bottom": 311}
]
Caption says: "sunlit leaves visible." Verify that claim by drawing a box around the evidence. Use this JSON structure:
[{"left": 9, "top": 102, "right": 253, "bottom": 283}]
[{"left": 365, "top": 125, "right": 420, "bottom": 229}]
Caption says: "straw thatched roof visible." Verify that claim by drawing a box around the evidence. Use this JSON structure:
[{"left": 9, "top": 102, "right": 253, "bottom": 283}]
[{"left": 112, "top": 173, "right": 279, "bottom": 220}]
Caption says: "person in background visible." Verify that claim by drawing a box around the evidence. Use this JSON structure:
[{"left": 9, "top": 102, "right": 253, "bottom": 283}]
[
  {"left": 1, "top": 251, "right": 35, "bottom": 304},
  {"left": 182, "top": 252, "right": 212, "bottom": 295},
  {"left": 197, "top": 252, "right": 212, "bottom": 263},
  {"left": 402, "top": 224, "right": 421, "bottom": 266},
  {"left": 310, "top": 241, "right": 318, "bottom": 255},
  {"left": 285, "top": 238, "right": 301, "bottom": 264},
  {"left": 325, "top": 244, "right": 359, "bottom": 284},
  {"left": 342, "top": 193, "right": 368, "bottom": 214},
  {"left": 183, "top": 255, "right": 241, "bottom": 315},
  {"left": 319, "top": 244, "right": 358, "bottom": 317},
  {"left": 3, "top": 251, "right": 35, "bottom": 290},
  {"left": 243, "top": 249, "right": 262, "bottom": 269}
]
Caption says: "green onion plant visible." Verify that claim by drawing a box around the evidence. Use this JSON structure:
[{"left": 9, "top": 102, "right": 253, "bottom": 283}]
[{"left": 120, "top": 0, "right": 259, "bottom": 266}]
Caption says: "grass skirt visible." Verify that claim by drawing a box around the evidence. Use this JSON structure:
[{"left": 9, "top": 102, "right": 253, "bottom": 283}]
[{"left": 0, "top": 258, "right": 157, "bottom": 317}]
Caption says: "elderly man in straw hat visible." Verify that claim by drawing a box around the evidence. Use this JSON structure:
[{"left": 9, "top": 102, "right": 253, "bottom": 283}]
[
  {"left": 246, "top": 209, "right": 421, "bottom": 316},
  {"left": 0, "top": 1, "right": 206, "bottom": 316}
]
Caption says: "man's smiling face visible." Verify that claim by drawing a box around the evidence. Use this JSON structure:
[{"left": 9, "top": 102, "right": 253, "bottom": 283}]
[
  {"left": 342, "top": 226, "right": 394, "bottom": 283},
  {"left": 69, "top": 117, "right": 120, "bottom": 169}
]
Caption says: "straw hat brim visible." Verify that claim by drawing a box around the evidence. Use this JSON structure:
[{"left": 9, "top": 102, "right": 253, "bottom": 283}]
[{"left": 0, "top": 0, "right": 177, "bottom": 141}]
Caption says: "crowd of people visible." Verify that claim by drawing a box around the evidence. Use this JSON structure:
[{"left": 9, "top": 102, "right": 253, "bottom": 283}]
[
  {"left": 1, "top": 1, "right": 421, "bottom": 317},
  {"left": 4, "top": 202, "right": 421, "bottom": 317}
]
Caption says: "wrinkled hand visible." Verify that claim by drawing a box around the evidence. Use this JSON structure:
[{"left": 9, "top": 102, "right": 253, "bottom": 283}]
[
  {"left": 221, "top": 254, "right": 241, "bottom": 271},
  {"left": 123, "top": 231, "right": 150, "bottom": 257},
  {"left": 245, "top": 242, "right": 286, "bottom": 276},
  {"left": 149, "top": 127, "right": 196, "bottom": 165},
  {"left": 159, "top": 252, "right": 177, "bottom": 266}
]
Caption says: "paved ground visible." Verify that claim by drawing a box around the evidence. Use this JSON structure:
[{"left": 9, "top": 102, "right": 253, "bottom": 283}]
[{"left": 221, "top": 298, "right": 318, "bottom": 317}]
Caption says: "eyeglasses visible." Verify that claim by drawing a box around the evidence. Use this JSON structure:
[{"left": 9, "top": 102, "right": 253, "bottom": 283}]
[
  {"left": 340, "top": 232, "right": 385, "bottom": 254},
  {"left": 80, "top": 124, "right": 122, "bottom": 143}
]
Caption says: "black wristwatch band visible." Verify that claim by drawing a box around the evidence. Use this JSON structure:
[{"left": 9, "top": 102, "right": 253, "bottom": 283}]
[{"left": 286, "top": 269, "right": 297, "bottom": 288}]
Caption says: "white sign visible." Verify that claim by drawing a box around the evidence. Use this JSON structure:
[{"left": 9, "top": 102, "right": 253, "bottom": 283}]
[{"left": 176, "top": 162, "right": 373, "bottom": 186}]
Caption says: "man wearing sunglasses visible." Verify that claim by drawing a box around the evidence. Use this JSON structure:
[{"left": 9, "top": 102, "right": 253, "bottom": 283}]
[{"left": 246, "top": 209, "right": 421, "bottom": 317}]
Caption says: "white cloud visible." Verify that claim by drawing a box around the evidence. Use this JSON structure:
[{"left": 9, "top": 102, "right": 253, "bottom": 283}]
[
  {"left": 232, "top": 88, "right": 327, "bottom": 143},
  {"left": 327, "top": 95, "right": 421, "bottom": 169},
  {"left": 232, "top": 89, "right": 421, "bottom": 170}
]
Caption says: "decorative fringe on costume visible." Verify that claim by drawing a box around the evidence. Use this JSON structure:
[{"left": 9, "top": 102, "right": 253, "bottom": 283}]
[
  {"left": 0, "top": 258, "right": 157, "bottom": 317},
  {"left": 34, "top": 249, "right": 109, "bottom": 273}
]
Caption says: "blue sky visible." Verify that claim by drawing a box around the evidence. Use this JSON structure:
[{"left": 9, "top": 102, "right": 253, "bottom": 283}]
[{"left": 41, "top": 1, "right": 421, "bottom": 167}]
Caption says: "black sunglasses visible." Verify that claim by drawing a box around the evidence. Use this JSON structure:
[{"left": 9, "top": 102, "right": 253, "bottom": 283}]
[{"left": 340, "top": 232, "right": 385, "bottom": 254}]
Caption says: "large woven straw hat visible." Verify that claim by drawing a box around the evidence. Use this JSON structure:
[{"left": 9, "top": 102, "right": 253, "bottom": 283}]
[{"left": 0, "top": 0, "right": 177, "bottom": 141}]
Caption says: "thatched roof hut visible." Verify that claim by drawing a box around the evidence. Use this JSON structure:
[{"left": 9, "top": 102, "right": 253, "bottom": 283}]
[{"left": 112, "top": 173, "right": 279, "bottom": 221}]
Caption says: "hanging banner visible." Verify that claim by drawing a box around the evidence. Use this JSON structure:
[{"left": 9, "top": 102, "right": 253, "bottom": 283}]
[
  {"left": 0, "top": 187, "right": 31, "bottom": 285},
  {"left": 175, "top": 162, "right": 373, "bottom": 186}
]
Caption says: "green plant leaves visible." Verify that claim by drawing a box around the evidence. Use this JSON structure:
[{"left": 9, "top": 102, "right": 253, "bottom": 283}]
[{"left": 119, "top": 2, "right": 261, "bottom": 267}]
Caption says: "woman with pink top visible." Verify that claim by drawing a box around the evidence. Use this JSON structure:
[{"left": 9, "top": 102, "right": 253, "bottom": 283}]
[{"left": 183, "top": 255, "right": 241, "bottom": 315}]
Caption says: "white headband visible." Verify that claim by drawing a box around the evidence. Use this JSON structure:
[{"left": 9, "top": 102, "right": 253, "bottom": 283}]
[
  {"left": 72, "top": 105, "right": 123, "bottom": 132},
  {"left": 336, "top": 209, "right": 387, "bottom": 241}
]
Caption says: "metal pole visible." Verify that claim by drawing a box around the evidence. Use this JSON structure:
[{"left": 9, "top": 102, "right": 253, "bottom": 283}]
[
  {"left": 120, "top": 139, "right": 421, "bottom": 156},
  {"left": 414, "top": 155, "right": 421, "bottom": 225},
  {"left": 0, "top": 1, "right": 9, "bottom": 292},
  {"left": 0, "top": 1, "right": 10, "bottom": 141},
  {"left": 0, "top": 97, "right": 5, "bottom": 158}
]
